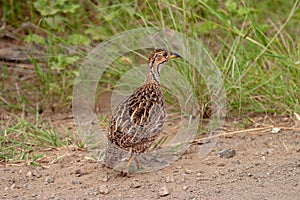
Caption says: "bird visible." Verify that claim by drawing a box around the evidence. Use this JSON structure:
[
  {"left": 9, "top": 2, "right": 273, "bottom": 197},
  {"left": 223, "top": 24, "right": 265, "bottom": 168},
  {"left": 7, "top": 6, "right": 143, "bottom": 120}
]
[{"left": 103, "top": 49, "right": 181, "bottom": 173}]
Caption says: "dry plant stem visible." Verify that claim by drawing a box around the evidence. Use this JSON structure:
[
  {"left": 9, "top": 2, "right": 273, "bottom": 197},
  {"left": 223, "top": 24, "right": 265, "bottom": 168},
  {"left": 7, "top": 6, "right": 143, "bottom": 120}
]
[{"left": 193, "top": 125, "right": 300, "bottom": 144}]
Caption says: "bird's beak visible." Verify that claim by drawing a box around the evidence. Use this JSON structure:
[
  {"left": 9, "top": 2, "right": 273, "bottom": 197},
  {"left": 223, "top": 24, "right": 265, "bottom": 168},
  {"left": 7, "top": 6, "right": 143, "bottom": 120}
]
[{"left": 169, "top": 52, "right": 181, "bottom": 59}]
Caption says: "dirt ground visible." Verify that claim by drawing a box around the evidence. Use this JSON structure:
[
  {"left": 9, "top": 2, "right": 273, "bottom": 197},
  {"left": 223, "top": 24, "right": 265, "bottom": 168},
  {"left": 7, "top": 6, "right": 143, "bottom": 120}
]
[{"left": 1, "top": 114, "right": 300, "bottom": 200}]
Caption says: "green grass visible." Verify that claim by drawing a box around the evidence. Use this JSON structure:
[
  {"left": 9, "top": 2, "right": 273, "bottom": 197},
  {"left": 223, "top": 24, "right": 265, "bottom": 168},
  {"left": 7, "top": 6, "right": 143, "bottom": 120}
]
[
  {"left": 0, "top": 114, "right": 73, "bottom": 164},
  {"left": 0, "top": 0, "right": 299, "bottom": 162}
]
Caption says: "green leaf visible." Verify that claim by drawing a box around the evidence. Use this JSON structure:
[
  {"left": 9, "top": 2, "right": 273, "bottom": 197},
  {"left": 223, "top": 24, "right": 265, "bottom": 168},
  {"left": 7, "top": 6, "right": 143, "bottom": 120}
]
[
  {"left": 33, "top": 0, "right": 58, "bottom": 16},
  {"left": 122, "top": 6, "right": 135, "bottom": 17},
  {"left": 237, "top": 7, "right": 255, "bottom": 16},
  {"left": 225, "top": 0, "right": 237, "bottom": 13},
  {"left": 33, "top": 0, "right": 80, "bottom": 16},
  {"left": 55, "top": 0, "right": 67, "bottom": 7},
  {"left": 43, "top": 15, "right": 65, "bottom": 30},
  {"left": 51, "top": 55, "right": 80, "bottom": 71},
  {"left": 195, "top": 22, "right": 217, "bottom": 33},
  {"left": 61, "top": 4, "right": 80, "bottom": 14},
  {"left": 23, "top": 34, "right": 46, "bottom": 44},
  {"left": 66, "top": 34, "right": 91, "bottom": 46},
  {"left": 85, "top": 25, "right": 111, "bottom": 41}
]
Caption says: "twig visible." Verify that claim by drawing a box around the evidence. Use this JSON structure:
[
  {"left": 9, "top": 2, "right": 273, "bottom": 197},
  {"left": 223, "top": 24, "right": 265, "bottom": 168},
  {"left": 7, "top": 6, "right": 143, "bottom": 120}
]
[{"left": 192, "top": 125, "right": 300, "bottom": 144}]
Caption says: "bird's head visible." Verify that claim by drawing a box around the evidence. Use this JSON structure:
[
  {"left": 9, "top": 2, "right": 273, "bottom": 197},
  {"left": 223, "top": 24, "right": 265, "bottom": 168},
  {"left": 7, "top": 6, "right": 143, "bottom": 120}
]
[
  {"left": 146, "top": 49, "right": 181, "bottom": 84},
  {"left": 148, "top": 49, "right": 181, "bottom": 65}
]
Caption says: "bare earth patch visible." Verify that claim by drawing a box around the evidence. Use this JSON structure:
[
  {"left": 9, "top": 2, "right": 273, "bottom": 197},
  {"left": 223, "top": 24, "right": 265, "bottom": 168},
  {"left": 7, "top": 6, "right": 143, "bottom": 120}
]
[{"left": 1, "top": 124, "right": 299, "bottom": 200}]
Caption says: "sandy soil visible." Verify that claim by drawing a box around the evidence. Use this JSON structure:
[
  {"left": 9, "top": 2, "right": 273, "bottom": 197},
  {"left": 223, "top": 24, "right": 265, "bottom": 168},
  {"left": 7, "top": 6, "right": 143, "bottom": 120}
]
[{"left": 1, "top": 117, "right": 299, "bottom": 200}]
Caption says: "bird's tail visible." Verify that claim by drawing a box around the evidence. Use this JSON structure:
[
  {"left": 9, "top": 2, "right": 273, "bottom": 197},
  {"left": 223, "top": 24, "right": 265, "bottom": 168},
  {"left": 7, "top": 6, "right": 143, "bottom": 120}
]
[{"left": 102, "top": 142, "right": 130, "bottom": 169}]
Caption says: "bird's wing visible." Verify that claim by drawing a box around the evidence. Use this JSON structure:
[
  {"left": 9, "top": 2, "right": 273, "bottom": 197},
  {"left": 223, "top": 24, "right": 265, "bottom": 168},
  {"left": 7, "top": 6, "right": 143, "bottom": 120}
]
[{"left": 108, "top": 85, "right": 166, "bottom": 150}]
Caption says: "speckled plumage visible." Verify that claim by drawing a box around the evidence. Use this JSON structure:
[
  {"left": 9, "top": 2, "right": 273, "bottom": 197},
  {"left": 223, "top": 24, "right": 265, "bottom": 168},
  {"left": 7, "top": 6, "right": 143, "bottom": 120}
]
[{"left": 103, "top": 49, "right": 180, "bottom": 169}]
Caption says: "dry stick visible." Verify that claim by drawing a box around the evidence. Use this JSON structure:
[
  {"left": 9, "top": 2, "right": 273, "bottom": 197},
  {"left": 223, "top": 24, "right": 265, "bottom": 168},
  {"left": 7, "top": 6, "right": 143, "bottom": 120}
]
[
  {"left": 0, "top": 61, "right": 38, "bottom": 70},
  {"left": 192, "top": 125, "right": 300, "bottom": 144}
]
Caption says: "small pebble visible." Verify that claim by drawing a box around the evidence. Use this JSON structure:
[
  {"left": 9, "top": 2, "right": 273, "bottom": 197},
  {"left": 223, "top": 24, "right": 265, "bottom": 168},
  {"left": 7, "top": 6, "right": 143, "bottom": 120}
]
[
  {"left": 45, "top": 177, "right": 54, "bottom": 184},
  {"left": 74, "top": 169, "right": 81, "bottom": 177},
  {"left": 72, "top": 179, "right": 81, "bottom": 185},
  {"left": 33, "top": 171, "right": 42, "bottom": 178},
  {"left": 10, "top": 184, "right": 16, "bottom": 190},
  {"left": 131, "top": 180, "right": 142, "bottom": 188},
  {"left": 292, "top": 182, "right": 298, "bottom": 187},
  {"left": 99, "top": 185, "right": 109, "bottom": 194},
  {"left": 85, "top": 190, "right": 97, "bottom": 195},
  {"left": 165, "top": 176, "right": 174, "bottom": 183},
  {"left": 159, "top": 186, "right": 170, "bottom": 197},
  {"left": 102, "top": 175, "right": 109, "bottom": 182},
  {"left": 182, "top": 186, "right": 189, "bottom": 191},
  {"left": 24, "top": 183, "right": 32, "bottom": 190},
  {"left": 266, "top": 149, "right": 274, "bottom": 155},
  {"left": 232, "top": 160, "right": 240, "bottom": 165},
  {"left": 31, "top": 193, "right": 37, "bottom": 197},
  {"left": 218, "top": 149, "right": 236, "bottom": 158},
  {"left": 215, "top": 188, "right": 221, "bottom": 193},
  {"left": 271, "top": 127, "right": 281, "bottom": 133},
  {"left": 26, "top": 171, "right": 33, "bottom": 177}
]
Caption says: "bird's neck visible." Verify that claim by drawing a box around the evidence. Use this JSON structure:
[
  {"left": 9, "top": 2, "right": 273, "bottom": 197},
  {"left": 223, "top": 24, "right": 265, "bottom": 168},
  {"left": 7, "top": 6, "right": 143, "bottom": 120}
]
[{"left": 145, "top": 61, "right": 161, "bottom": 85}]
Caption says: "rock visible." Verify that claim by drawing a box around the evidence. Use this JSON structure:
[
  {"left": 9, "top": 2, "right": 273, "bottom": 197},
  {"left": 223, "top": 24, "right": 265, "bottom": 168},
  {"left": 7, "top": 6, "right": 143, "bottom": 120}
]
[
  {"left": 85, "top": 190, "right": 97, "bottom": 195},
  {"left": 266, "top": 149, "right": 274, "bottom": 155},
  {"left": 102, "top": 175, "right": 109, "bottom": 182},
  {"left": 184, "top": 169, "right": 192, "bottom": 174},
  {"left": 254, "top": 161, "right": 261, "bottom": 166},
  {"left": 159, "top": 186, "right": 170, "bottom": 197},
  {"left": 218, "top": 149, "right": 236, "bottom": 158},
  {"left": 99, "top": 185, "right": 109, "bottom": 194},
  {"left": 26, "top": 171, "right": 33, "bottom": 177},
  {"left": 31, "top": 193, "right": 37, "bottom": 197},
  {"left": 24, "top": 183, "right": 32, "bottom": 190},
  {"left": 165, "top": 176, "right": 174, "bottom": 183},
  {"left": 33, "top": 171, "right": 42, "bottom": 178},
  {"left": 74, "top": 169, "right": 81, "bottom": 177},
  {"left": 271, "top": 127, "right": 281, "bottom": 133},
  {"left": 215, "top": 188, "right": 221, "bottom": 193},
  {"left": 231, "top": 160, "right": 240, "bottom": 165},
  {"left": 131, "top": 180, "right": 142, "bottom": 188},
  {"left": 72, "top": 180, "right": 81, "bottom": 185},
  {"left": 182, "top": 186, "right": 189, "bottom": 191},
  {"left": 217, "top": 162, "right": 225, "bottom": 167},
  {"left": 45, "top": 177, "right": 54, "bottom": 184},
  {"left": 10, "top": 184, "right": 16, "bottom": 190},
  {"left": 292, "top": 182, "right": 298, "bottom": 187}
]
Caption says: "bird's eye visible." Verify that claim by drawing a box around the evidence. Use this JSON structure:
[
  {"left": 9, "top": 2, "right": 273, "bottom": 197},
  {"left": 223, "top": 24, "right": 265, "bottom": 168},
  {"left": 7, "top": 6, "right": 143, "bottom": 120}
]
[{"left": 163, "top": 52, "right": 168, "bottom": 57}]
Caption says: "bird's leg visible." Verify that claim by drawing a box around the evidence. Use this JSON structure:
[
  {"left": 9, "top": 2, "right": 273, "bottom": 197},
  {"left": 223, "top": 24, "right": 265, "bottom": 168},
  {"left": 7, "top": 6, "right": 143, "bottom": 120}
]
[
  {"left": 127, "top": 154, "right": 136, "bottom": 169},
  {"left": 120, "top": 150, "right": 134, "bottom": 176},
  {"left": 122, "top": 153, "right": 146, "bottom": 176}
]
